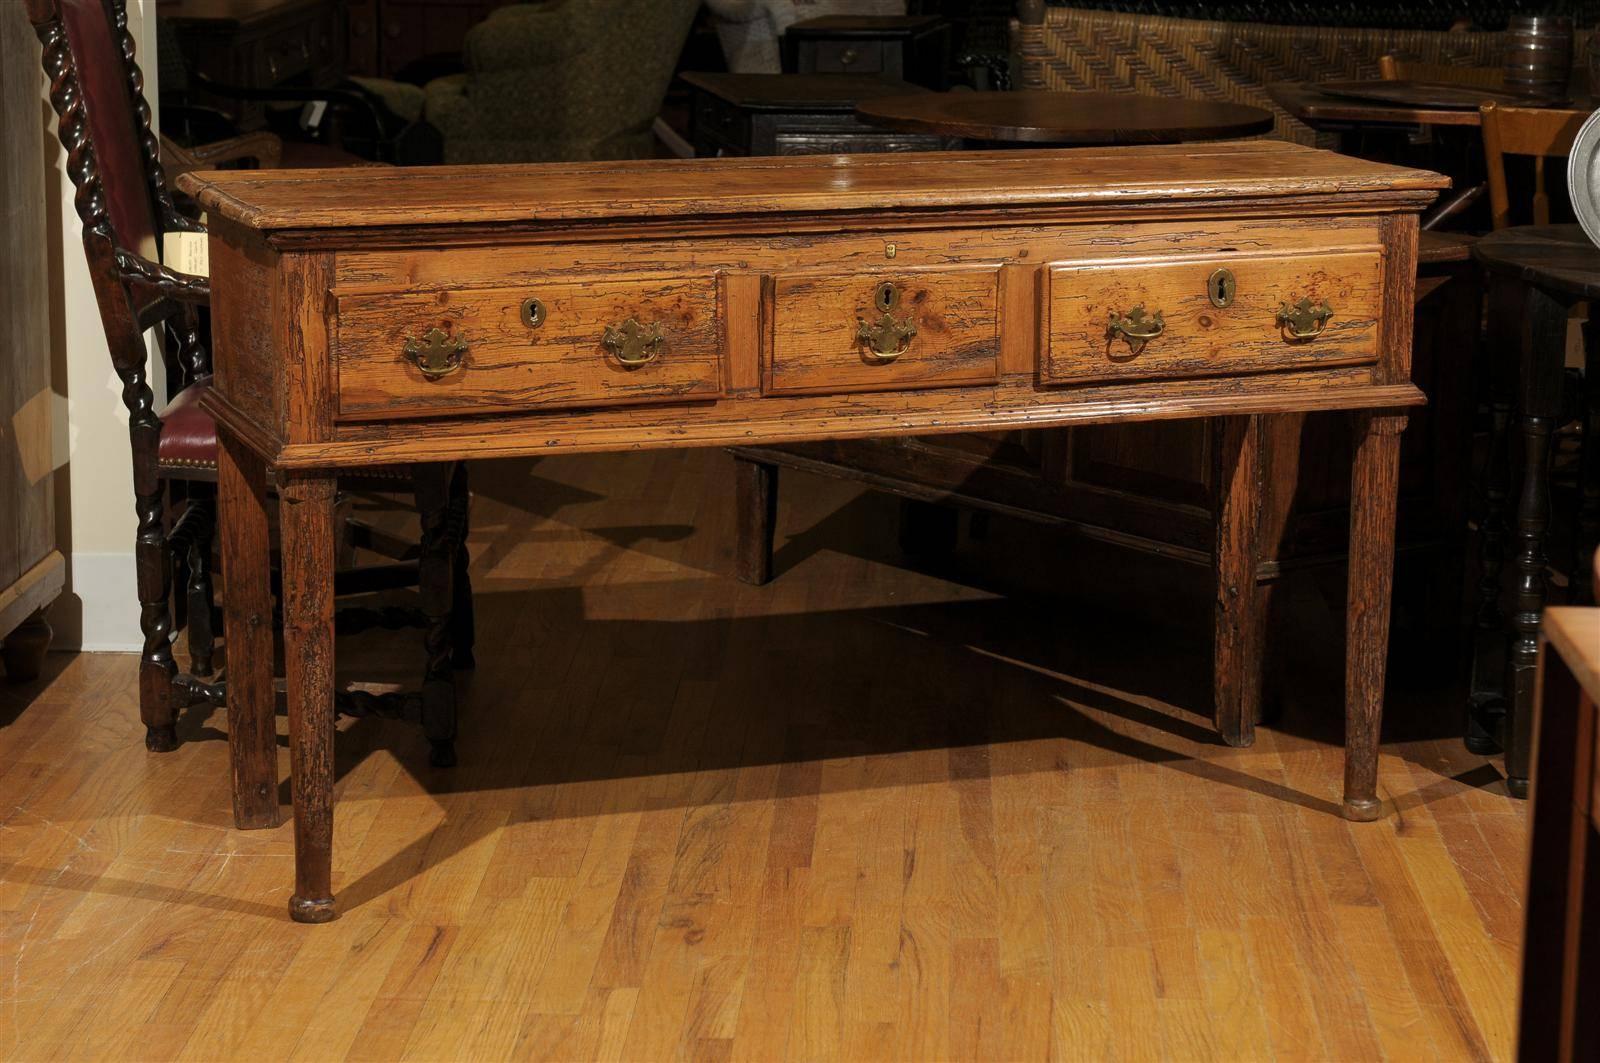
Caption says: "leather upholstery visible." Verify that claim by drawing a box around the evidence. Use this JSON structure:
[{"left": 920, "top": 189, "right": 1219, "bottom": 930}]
[
  {"left": 157, "top": 380, "right": 215, "bottom": 477},
  {"left": 158, "top": 379, "right": 411, "bottom": 483},
  {"left": 59, "top": 0, "right": 160, "bottom": 263}
]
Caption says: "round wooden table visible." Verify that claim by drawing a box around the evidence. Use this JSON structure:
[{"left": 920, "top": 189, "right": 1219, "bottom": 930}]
[
  {"left": 854, "top": 90, "right": 1275, "bottom": 145},
  {"left": 1471, "top": 224, "right": 1600, "bottom": 796}
]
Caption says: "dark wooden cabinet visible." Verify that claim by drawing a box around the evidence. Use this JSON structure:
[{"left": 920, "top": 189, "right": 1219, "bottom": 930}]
[
  {"left": 682, "top": 72, "right": 954, "bottom": 158},
  {"left": 162, "top": 0, "right": 347, "bottom": 128},
  {"left": 782, "top": 15, "right": 953, "bottom": 90}
]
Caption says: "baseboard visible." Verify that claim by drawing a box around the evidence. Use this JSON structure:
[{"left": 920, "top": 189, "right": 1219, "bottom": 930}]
[{"left": 48, "top": 551, "right": 141, "bottom": 653}]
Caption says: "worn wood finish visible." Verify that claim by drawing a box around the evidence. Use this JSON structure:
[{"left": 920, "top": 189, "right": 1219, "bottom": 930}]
[
  {"left": 1344, "top": 411, "right": 1407, "bottom": 821},
  {"left": 179, "top": 142, "right": 1441, "bottom": 232},
  {"left": 1213, "top": 415, "right": 1264, "bottom": 747},
  {"left": 1044, "top": 249, "right": 1383, "bottom": 384},
  {"left": 855, "top": 91, "right": 1275, "bottom": 145},
  {"left": 1521, "top": 606, "right": 1600, "bottom": 1062},
  {"left": 335, "top": 277, "right": 725, "bottom": 420},
  {"left": 181, "top": 143, "right": 1444, "bottom": 918},
  {"left": 280, "top": 471, "right": 339, "bottom": 923},
  {"left": 1480, "top": 101, "right": 1592, "bottom": 230},
  {"left": 766, "top": 266, "right": 998, "bottom": 395},
  {"left": 218, "top": 429, "right": 278, "bottom": 829},
  {"left": 0, "top": 447, "right": 1531, "bottom": 1060}
]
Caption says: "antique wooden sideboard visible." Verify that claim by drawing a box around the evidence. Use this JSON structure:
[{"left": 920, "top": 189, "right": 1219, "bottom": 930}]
[{"left": 178, "top": 142, "right": 1445, "bottom": 921}]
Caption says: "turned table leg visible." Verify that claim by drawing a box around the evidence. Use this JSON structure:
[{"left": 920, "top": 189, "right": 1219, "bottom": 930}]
[
  {"left": 1213, "top": 414, "right": 1265, "bottom": 747},
  {"left": 1505, "top": 286, "right": 1569, "bottom": 797},
  {"left": 280, "top": 471, "right": 339, "bottom": 923},
  {"left": 1343, "top": 410, "right": 1406, "bottom": 821},
  {"left": 218, "top": 430, "right": 279, "bottom": 829}
]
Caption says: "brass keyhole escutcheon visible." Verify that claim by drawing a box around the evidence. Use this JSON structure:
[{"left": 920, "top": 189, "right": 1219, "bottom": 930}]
[
  {"left": 874, "top": 281, "right": 901, "bottom": 314},
  {"left": 1208, "top": 268, "right": 1236, "bottom": 308},
  {"left": 520, "top": 297, "right": 546, "bottom": 329}
]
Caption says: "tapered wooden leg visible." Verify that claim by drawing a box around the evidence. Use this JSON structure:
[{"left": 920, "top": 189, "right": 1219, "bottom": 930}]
[
  {"left": 734, "top": 457, "right": 778, "bottom": 586},
  {"left": 1344, "top": 410, "right": 1406, "bottom": 821},
  {"left": 280, "top": 471, "right": 339, "bottom": 923},
  {"left": 412, "top": 464, "right": 458, "bottom": 769},
  {"left": 448, "top": 464, "right": 476, "bottom": 670},
  {"left": 218, "top": 430, "right": 279, "bottom": 830},
  {"left": 1213, "top": 415, "right": 1265, "bottom": 747},
  {"left": 1506, "top": 286, "right": 1569, "bottom": 797}
]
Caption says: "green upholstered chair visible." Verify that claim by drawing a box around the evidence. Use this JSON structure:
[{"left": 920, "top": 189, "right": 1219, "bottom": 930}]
[{"left": 360, "top": 0, "right": 701, "bottom": 164}]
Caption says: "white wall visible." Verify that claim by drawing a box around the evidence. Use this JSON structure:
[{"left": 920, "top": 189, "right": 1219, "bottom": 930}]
[{"left": 43, "top": 0, "right": 161, "bottom": 651}]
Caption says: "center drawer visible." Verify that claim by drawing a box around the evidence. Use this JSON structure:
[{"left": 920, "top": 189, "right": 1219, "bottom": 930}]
[
  {"left": 765, "top": 266, "right": 1000, "bottom": 395},
  {"left": 334, "top": 276, "right": 723, "bottom": 420}
]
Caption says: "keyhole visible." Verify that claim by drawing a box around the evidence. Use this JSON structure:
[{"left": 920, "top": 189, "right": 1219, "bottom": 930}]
[
  {"left": 1207, "top": 268, "right": 1236, "bottom": 309},
  {"left": 874, "top": 282, "right": 900, "bottom": 314}
]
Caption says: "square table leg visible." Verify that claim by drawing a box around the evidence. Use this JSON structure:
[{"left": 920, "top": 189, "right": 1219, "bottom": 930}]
[
  {"left": 279, "top": 470, "right": 340, "bottom": 924},
  {"left": 217, "top": 428, "right": 278, "bottom": 830},
  {"left": 1343, "top": 410, "right": 1406, "bottom": 821}
]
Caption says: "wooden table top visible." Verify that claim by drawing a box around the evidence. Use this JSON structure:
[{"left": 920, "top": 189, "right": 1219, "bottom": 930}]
[
  {"left": 1270, "top": 79, "right": 1598, "bottom": 129},
  {"left": 854, "top": 91, "right": 1276, "bottom": 144},
  {"left": 1474, "top": 224, "right": 1600, "bottom": 300},
  {"left": 677, "top": 72, "right": 930, "bottom": 113},
  {"left": 178, "top": 140, "right": 1444, "bottom": 233}
]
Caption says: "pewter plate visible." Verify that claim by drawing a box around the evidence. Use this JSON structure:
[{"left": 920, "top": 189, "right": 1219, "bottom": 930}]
[{"left": 1571, "top": 107, "right": 1600, "bottom": 249}]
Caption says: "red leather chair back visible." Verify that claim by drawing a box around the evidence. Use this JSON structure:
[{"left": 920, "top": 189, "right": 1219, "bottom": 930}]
[{"left": 57, "top": 0, "right": 160, "bottom": 263}]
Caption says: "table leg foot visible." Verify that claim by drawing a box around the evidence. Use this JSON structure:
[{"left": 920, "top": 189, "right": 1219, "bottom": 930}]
[
  {"left": 1342, "top": 796, "right": 1383, "bottom": 822},
  {"left": 288, "top": 895, "right": 337, "bottom": 924},
  {"left": 1506, "top": 775, "right": 1530, "bottom": 800}
]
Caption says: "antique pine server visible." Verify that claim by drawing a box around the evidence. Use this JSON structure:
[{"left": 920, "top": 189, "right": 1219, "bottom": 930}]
[{"left": 178, "top": 143, "right": 1445, "bottom": 921}]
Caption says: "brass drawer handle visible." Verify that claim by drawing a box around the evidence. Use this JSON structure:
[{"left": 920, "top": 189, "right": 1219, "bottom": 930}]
[
  {"left": 1277, "top": 297, "right": 1334, "bottom": 340},
  {"left": 602, "top": 318, "right": 665, "bottom": 367},
  {"left": 1107, "top": 304, "right": 1164, "bottom": 356},
  {"left": 856, "top": 312, "right": 917, "bottom": 359},
  {"left": 403, "top": 327, "right": 467, "bottom": 380}
]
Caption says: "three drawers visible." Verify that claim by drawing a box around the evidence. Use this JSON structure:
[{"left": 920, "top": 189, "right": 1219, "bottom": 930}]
[{"left": 330, "top": 225, "right": 1388, "bottom": 421}]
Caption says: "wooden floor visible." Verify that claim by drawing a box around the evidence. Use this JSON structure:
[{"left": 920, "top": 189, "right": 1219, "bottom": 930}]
[{"left": 1, "top": 448, "right": 1525, "bottom": 1061}]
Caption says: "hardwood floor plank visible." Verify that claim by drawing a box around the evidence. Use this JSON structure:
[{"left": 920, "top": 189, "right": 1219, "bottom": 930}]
[{"left": 0, "top": 449, "right": 1524, "bottom": 1062}]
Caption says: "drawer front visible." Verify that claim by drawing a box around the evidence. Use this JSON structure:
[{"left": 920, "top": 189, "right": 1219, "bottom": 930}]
[
  {"left": 1042, "top": 250, "right": 1384, "bottom": 385},
  {"left": 766, "top": 267, "right": 1000, "bottom": 396},
  {"left": 811, "top": 39, "right": 887, "bottom": 74},
  {"left": 335, "top": 277, "right": 723, "bottom": 420}
]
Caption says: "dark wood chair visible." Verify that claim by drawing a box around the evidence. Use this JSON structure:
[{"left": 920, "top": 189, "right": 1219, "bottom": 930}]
[{"left": 24, "top": 0, "right": 473, "bottom": 772}]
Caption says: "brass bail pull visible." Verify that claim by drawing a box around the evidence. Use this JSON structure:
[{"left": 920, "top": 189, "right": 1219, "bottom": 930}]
[
  {"left": 1277, "top": 297, "right": 1334, "bottom": 340},
  {"left": 857, "top": 313, "right": 917, "bottom": 360},
  {"left": 1107, "top": 304, "right": 1165, "bottom": 357},
  {"left": 403, "top": 327, "right": 467, "bottom": 380},
  {"left": 602, "top": 318, "right": 665, "bottom": 367}
]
